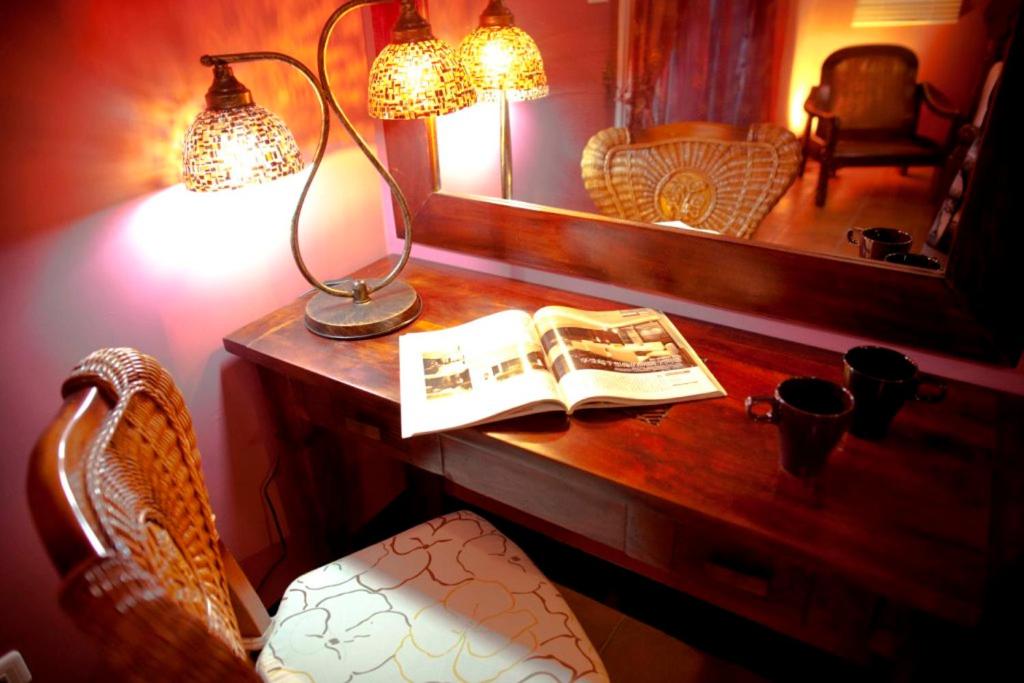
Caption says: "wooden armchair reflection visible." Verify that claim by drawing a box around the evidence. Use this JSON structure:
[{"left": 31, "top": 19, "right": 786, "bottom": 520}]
[
  {"left": 27, "top": 348, "right": 608, "bottom": 682},
  {"left": 581, "top": 121, "right": 801, "bottom": 239},
  {"left": 799, "top": 44, "right": 961, "bottom": 207}
]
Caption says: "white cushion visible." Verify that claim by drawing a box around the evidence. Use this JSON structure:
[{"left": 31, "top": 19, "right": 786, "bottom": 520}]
[{"left": 257, "top": 510, "right": 608, "bottom": 682}]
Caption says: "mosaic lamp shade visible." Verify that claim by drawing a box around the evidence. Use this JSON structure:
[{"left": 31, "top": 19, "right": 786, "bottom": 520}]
[
  {"left": 459, "top": 0, "right": 548, "bottom": 102},
  {"left": 183, "top": 65, "right": 303, "bottom": 192},
  {"left": 367, "top": 0, "right": 476, "bottom": 120}
]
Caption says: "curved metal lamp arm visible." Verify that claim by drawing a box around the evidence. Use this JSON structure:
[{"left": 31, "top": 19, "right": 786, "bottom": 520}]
[
  {"left": 200, "top": 51, "right": 359, "bottom": 300},
  {"left": 318, "top": 0, "right": 414, "bottom": 295}
]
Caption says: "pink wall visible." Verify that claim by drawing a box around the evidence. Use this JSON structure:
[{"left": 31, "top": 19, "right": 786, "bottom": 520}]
[{"left": 0, "top": 2, "right": 386, "bottom": 680}]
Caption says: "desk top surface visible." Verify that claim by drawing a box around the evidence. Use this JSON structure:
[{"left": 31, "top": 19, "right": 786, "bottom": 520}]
[{"left": 225, "top": 257, "right": 1022, "bottom": 625}]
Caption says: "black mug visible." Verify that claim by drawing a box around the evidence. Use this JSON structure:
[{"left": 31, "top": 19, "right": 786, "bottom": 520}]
[
  {"left": 843, "top": 346, "right": 947, "bottom": 439},
  {"left": 847, "top": 227, "right": 912, "bottom": 260},
  {"left": 883, "top": 252, "right": 943, "bottom": 270},
  {"left": 746, "top": 377, "right": 854, "bottom": 477}
]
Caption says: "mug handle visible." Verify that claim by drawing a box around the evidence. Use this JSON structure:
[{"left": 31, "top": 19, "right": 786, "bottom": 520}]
[
  {"left": 913, "top": 376, "right": 947, "bottom": 403},
  {"left": 745, "top": 396, "right": 779, "bottom": 423},
  {"left": 846, "top": 228, "right": 863, "bottom": 246}
]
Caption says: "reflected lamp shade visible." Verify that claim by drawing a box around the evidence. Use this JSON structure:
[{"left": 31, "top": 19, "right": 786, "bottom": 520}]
[
  {"left": 367, "top": 2, "right": 475, "bottom": 120},
  {"left": 183, "top": 65, "right": 303, "bottom": 192},
  {"left": 459, "top": 2, "right": 548, "bottom": 102}
]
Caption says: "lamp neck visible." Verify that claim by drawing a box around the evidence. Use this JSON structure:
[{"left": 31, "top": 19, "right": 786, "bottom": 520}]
[
  {"left": 204, "top": 64, "right": 254, "bottom": 110},
  {"left": 480, "top": 0, "right": 514, "bottom": 27},
  {"left": 391, "top": 0, "right": 434, "bottom": 43}
]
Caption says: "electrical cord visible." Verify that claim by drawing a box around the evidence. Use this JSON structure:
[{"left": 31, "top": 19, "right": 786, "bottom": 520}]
[{"left": 256, "top": 446, "right": 287, "bottom": 595}]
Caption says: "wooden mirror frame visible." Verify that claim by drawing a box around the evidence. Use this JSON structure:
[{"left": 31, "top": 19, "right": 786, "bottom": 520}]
[{"left": 367, "top": 5, "right": 1022, "bottom": 365}]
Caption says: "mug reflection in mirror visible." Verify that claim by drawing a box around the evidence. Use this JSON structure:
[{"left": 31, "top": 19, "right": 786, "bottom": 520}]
[{"left": 430, "top": 0, "right": 1015, "bottom": 270}]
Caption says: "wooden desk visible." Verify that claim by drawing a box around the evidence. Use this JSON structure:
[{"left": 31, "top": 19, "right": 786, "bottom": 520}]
[{"left": 224, "top": 257, "right": 1022, "bottom": 662}]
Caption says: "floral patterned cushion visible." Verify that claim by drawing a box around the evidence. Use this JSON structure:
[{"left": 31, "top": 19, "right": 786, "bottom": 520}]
[{"left": 256, "top": 510, "right": 608, "bottom": 682}]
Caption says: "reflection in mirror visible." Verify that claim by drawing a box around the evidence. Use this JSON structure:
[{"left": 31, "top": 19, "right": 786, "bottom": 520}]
[{"left": 429, "top": 0, "right": 1017, "bottom": 272}]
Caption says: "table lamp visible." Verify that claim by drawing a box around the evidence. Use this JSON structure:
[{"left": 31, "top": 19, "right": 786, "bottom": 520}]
[
  {"left": 182, "top": 0, "right": 474, "bottom": 339},
  {"left": 459, "top": 0, "right": 548, "bottom": 199}
]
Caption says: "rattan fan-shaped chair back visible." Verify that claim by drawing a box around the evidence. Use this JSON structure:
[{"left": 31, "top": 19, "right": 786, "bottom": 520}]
[
  {"left": 581, "top": 121, "right": 801, "bottom": 238},
  {"left": 28, "top": 348, "right": 260, "bottom": 682}
]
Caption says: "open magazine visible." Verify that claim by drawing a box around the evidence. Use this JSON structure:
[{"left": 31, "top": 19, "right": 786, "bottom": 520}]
[{"left": 399, "top": 306, "right": 726, "bottom": 438}]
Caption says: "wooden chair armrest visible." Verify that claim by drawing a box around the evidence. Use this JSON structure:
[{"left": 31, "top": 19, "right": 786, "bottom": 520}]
[
  {"left": 61, "top": 555, "right": 261, "bottom": 681},
  {"left": 921, "top": 82, "right": 960, "bottom": 119},
  {"left": 956, "top": 123, "right": 981, "bottom": 145},
  {"left": 803, "top": 86, "right": 835, "bottom": 121},
  {"left": 219, "top": 539, "right": 272, "bottom": 651}
]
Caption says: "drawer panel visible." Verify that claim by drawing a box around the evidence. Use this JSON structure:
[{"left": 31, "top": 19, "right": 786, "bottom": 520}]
[
  {"left": 259, "top": 369, "right": 442, "bottom": 473},
  {"left": 670, "top": 523, "right": 813, "bottom": 615},
  {"left": 627, "top": 503, "right": 815, "bottom": 643},
  {"left": 627, "top": 503, "right": 895, "bottom": 660},
  {"left": 629, "top": 504, "right": 809, "bottom": 607},
  {"left": 442, "top": 435, "right": 626, "bottom": 551}
]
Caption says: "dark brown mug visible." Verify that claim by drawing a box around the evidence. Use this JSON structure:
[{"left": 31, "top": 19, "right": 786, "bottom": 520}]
[
  {"left": 746, "top": 377, "right": 854, "bottom": 477},
  {"left": 846, "top": 227, "right": 912, "bottom": 260},
  {"left": 883, "top": 252, "right": 943, "bottom": 270},
  {"left": 843, "top": 346, "right": 947, "bottom": 439}
]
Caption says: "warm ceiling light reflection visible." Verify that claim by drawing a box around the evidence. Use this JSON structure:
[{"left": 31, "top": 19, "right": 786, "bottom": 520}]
[{"left": 123, "top": 170, "right": 309, "bottom": 284}]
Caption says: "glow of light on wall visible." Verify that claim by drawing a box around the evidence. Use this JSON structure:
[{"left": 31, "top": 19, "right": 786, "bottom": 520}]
[
  {"left": 121, "top": 168, "right": 310, "bottom": 285},
  {"left": 436, "top": 102, "right": 502, "bottom": 196},
  {"left": 788, "top": 82, "right": 812, "bottom": 133},
  {"left": 785, "top": 35, "right": 857, "bottom": 133}
]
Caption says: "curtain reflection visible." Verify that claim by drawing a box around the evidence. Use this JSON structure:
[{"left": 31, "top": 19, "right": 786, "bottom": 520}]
[{"left": 627, "top": 0, "right": 791, "bottom": 131}]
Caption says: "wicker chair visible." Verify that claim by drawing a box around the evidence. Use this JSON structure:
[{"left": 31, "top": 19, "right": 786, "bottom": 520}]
[
  {"left": 28, "top": 348, "right": 608, "bottom": 682},
  {"left": 799, "top": 44, "right": 961, "bottom": 207},
  {"left": 580, "top": 121, "right": 801, "bottom": 239}
]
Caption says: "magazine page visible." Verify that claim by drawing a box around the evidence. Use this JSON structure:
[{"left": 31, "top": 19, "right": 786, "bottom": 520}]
[
  {"left": 399, "top": 309, "right": 564, "bottom": 438},
  {"left": 532, "top": 306, "right": 726, "bottom": 412}
]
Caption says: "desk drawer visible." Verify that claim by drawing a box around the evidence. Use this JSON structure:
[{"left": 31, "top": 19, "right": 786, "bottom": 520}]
[
  {"left": 442, "top": 435, "right": 626, "bottom": 551},
  {"left": 628, "top": 504, "right": 813, "bottom": 635},
  {"left": 258, "top": 369, "right": 442, "bottom": 474}
]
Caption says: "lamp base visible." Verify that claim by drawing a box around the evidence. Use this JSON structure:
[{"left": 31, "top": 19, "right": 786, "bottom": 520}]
[{"left": 305, "top": 278, "right": 421, "bottom": 340}]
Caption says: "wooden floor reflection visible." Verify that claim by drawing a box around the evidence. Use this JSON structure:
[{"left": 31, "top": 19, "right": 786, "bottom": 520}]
[{"left": 754, "top": 166, "right": 940, "bottom": 260}]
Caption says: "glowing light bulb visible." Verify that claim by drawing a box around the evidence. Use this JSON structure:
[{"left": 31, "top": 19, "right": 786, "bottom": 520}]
[
  {"left": 459, "top": 25, "right": 548, "bottom": 102},
  {"left": 182, "top": 104, "right": 302, "bottom": 192},
  {"left": 480, "top": 39, "right": 515, "bottom": 79}
]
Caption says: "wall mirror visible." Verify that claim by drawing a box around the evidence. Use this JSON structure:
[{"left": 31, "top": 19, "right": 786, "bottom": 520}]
[{"left": 368, "top": 1, "right": 1022, "bottom": 364}]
